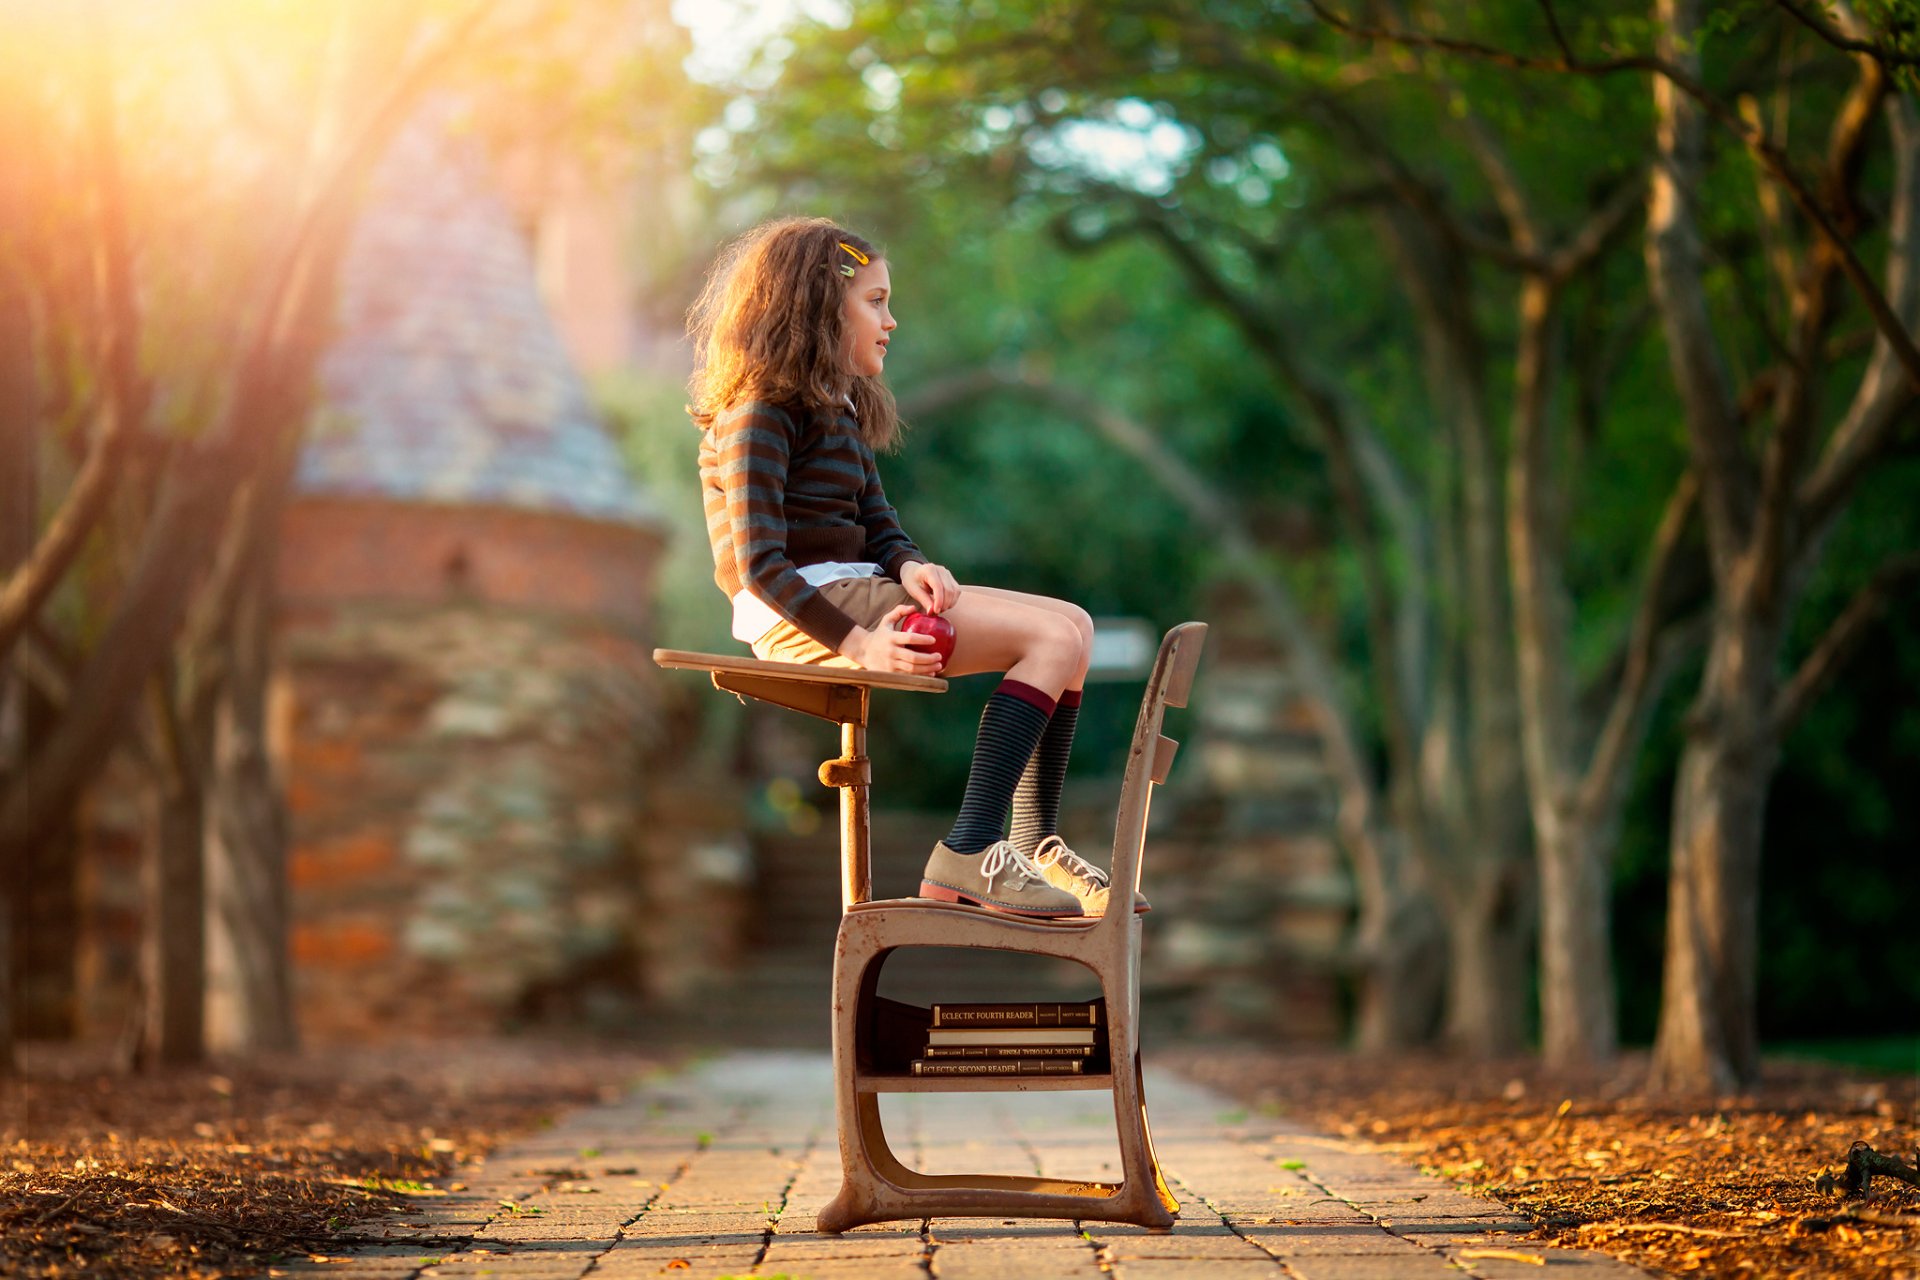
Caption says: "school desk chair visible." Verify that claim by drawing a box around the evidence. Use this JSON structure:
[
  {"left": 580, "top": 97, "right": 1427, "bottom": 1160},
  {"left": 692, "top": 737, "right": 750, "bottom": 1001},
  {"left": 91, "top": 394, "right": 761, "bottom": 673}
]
[{"left": 653, "top": 620, "right": 1206, "bottom": 1233}]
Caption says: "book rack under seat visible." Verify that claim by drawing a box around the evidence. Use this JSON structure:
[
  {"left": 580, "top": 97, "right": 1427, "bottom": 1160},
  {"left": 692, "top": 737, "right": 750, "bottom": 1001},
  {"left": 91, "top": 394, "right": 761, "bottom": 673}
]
[{"left": 652, "top": 622, "right": 1207, "bottom": 1234}]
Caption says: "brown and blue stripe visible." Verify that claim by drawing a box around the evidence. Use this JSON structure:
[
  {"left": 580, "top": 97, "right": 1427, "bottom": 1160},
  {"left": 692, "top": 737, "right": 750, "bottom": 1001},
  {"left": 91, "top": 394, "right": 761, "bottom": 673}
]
[{"left": 700, "top": 401, "right": 923, "bottom": 648}]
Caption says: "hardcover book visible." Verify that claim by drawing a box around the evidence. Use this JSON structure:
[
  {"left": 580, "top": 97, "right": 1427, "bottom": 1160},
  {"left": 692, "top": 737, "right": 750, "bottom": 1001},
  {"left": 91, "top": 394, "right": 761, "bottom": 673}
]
[
  {"left": 928, "top": 1000, "right": 1101, "bottom": 1029},
  {"left": 909, "top": 1057, "right": 1086, "bottom": 1076},
  {"left": 920, "top": 1044, "right": 1096, "bottom": 1059},
  {"left": 924, "top": 1026, "right": 1096, "bottom": 1047}
]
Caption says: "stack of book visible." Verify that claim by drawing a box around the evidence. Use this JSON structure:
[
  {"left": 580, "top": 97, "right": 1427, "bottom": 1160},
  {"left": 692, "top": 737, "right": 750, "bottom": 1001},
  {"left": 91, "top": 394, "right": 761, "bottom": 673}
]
[{"left": 908, "top": 1000, "right": 1102, "bottom": 1076}]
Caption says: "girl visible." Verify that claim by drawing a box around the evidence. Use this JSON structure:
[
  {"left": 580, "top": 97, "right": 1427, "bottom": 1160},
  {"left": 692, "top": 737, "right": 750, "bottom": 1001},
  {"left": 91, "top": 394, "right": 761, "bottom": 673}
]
[{"left": 688, "top": 217, "right": 1142, "bottom": 920}]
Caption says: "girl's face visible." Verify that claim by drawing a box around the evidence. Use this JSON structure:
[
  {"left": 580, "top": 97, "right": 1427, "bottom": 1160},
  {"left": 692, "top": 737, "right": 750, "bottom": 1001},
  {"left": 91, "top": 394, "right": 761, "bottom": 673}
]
[{"left": 840, "top": 258, "right": 895, "bottom": 378}]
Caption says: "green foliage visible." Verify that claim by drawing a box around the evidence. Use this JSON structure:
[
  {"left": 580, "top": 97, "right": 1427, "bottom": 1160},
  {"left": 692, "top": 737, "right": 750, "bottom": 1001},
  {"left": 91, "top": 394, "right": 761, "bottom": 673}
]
[
  {"left": 1612, "top": 463, "right": 1920, "bottom": 1042},
  {"left": 684, "top": 0, "right": 1920, "bottom": 1031},
  {"left": 1766, "top": 1038, "right": 1920, "bottom": 1073}
]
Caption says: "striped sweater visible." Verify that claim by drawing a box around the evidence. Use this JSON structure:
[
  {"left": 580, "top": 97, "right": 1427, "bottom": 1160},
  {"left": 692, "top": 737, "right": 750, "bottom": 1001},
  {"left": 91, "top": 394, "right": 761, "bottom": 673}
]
[{"left": 700, "top": 401, "right": 926, "bottom": 649}]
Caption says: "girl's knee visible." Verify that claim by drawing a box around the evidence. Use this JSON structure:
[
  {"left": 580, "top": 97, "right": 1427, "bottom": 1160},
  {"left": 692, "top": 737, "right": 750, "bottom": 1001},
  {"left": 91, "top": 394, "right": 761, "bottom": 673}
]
[
  {"left": 1037, "top": 611, "right": 1084, "bottom": 666},
  {"left": 1064, "top": 602, "right": 1094, "bottom": 648}
]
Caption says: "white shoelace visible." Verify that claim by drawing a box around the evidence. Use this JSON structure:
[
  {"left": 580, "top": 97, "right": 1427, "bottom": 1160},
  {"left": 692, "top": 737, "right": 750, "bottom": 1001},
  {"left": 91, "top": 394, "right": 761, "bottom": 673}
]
[
  {"left": 1032, "top": 835, "right": 1110, "bottom": 887},
  {"left": 978, "top": 840, "right": 1046, "bottom": 893}
]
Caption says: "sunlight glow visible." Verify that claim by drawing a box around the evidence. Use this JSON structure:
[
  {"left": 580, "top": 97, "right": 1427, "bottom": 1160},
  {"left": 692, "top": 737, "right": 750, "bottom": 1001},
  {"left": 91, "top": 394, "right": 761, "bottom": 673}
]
[
  {"left": 1030, "top": 102, "right": 1197, "bottom": 197},
  {"left": 673, "top": 0, "right": 846, "bottom": 85}
]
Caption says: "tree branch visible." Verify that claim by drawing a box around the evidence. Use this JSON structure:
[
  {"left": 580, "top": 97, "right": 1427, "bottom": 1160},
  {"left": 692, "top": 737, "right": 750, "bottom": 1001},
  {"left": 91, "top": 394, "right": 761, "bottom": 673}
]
[
  {"left": 1773, "top": 0, "right": 1920, "bottom": 71},
  {"left": 1536, "top": 0, "right": 1579, "bottom": 65},
  {"left": 1750, "top": 52, "right": 1884, "bottom": 613},
  {"left": 1770, "top": 551, "right": 1920, "bottom": 737},
  {"left": 1507, "top": 275, "right": 1575, "bottom": 812},
  {"left": 0, "top": 4, "right": 499, "bottom": 856},
  {"left": 0, "top": 29, "right": 146, "bottom": 670},
  {"left": 1132, "top": 206, "right": 1432, "bottom": 803},
  {"left": 1579, "top": 473, "right": 1702, "bottom": 817},
  {"left": 1306, "top": 92, "right": 1543, "bottom": 271},
  {"left": 1738, "top": 92, "right": 1804, "bottom": 308},
  {"left": 1305, "top": 0, "right": 1920, "bottom": 391},
  {"left": 1647, "top": 0, "right": 1753, "bottom": 581},
  {"left": 1549, "top": 177, "right": 1648, "bottom": 284},
  {"left": 1800, "top": 84, "right": 1920, "bottom": 536}
]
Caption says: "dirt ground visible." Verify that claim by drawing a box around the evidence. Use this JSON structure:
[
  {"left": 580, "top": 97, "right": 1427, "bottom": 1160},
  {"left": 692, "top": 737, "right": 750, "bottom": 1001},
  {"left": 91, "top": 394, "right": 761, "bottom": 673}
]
[
  {"left": 0, "top": 1037, "right": 667, "bottom": 1280},
  {"left": 5, "top": 1037, "right": 1916, "bottom": 1279},
  {"left": 1169, "top": 1045, "right": 1920, "bottom": 1280}
]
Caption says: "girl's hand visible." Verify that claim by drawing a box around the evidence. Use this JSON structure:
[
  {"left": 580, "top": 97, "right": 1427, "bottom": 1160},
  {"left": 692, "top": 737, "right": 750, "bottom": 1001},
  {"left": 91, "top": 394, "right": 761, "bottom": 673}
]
[
  {"left": 840, "top": 605, "right": 943, "bottom": 674},
  {"left": 900, "top": 561, "right": 961, "bottom": 614}
]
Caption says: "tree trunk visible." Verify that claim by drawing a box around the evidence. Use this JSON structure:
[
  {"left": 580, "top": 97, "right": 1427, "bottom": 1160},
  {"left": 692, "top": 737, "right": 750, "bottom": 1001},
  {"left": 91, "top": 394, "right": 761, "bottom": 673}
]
[
  {"left": 1350, "top": 873, "right": 1447, "bottom": 1051},
  {"left": 142, "top": 745, "right": 209, "bottom": 1067},
  {"left": 0, "top": 153, "right": 37, "bottom": 1077},
  {"left": 16, "top": 808, "right": 80, "bottom": 1039},
  {"left": 1649, "top": 615, "right": 1780, "bottom": 1092},
  {"left": 1440, "top": 866, "right": 1531, "bottom": 1053},
  {"left": 0, "top": 892, "right": 10, "bottom": 1072},
  {"left": 1378, "top": 206, "right": 1535, "bottom": 1055},
  {"left": 0, "top": 454, "right": 234, "bottom": 856},
  {"left": 205, "top": 559, "right": 297, "bottom": 1053},
  {"left": 1506, "top": 269, "right": 1642, "bottom": 1068},
  {"left": 1537, "top": 813, "right": 1619, "bottom": 1064}
]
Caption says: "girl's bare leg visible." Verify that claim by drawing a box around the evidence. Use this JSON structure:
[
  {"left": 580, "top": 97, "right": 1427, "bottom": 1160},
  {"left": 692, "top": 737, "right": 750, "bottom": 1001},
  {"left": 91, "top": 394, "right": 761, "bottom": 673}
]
[{"left": 936, "top": 586, "right": 1091, "bottom": 695}]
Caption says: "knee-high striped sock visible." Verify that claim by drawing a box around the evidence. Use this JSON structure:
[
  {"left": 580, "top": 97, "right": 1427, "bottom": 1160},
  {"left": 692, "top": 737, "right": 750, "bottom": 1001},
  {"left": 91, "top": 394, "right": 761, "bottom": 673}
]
[
  {"left": 1010, "top": 688, "right": 1080, "bottom": 856},
  {"left": 943, "top": 680, "right": 1057, "bottom": 855}
]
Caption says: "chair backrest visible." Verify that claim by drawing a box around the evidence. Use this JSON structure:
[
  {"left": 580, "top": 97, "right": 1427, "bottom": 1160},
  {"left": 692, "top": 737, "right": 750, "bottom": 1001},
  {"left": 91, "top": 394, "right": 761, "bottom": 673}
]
[{"left": 1101, "top": 622, "right": 1207, "bottom": 934}]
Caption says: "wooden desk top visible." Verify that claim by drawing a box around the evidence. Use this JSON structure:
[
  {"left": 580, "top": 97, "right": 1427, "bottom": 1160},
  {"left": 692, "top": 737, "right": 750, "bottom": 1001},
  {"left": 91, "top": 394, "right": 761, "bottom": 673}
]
[{"left": 652, "top": 649, "right": 948, "bottom": 694}]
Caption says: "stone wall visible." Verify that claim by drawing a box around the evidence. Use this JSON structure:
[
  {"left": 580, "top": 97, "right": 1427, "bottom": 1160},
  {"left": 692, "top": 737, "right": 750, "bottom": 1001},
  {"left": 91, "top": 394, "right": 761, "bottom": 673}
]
[
  {"left": 274, "top": 598, "right": 749, "bottom": 1037},
  {"left": 1138, "top": 658, "right": 1355, "bottom": 1041},
  {"left": 279, "top": 498, "right": 659, "bottom": 631}
]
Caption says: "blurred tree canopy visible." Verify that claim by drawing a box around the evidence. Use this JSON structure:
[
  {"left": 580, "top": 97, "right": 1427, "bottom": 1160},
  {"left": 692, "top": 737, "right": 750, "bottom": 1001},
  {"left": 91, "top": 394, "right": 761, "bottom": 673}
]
[
  {"left": 0, "top": 0, "right": 690, "bottom": 1069},
  {"left": 666, "top": 0, "right": 1920, "bottom": 1080}
]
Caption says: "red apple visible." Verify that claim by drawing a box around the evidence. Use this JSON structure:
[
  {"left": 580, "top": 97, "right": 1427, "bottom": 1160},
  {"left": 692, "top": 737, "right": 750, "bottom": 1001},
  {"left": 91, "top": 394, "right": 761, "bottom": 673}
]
[{"left": 898, "top": 610, "right": 956, "bottom": 671}]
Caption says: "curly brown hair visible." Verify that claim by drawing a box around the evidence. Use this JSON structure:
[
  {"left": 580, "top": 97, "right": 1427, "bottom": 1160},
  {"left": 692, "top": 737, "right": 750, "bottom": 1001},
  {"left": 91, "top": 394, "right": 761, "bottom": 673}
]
[{"left": 686, "top": 216, "right": 901, "bottom": 450}]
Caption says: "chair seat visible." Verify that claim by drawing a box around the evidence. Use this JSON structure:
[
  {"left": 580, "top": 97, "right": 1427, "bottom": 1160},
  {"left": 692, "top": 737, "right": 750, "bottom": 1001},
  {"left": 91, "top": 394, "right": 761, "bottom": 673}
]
[
  {"left": 652, "top": 647, "right": 947, "bottom": 693},
  {"left": 844, "top": 896, "right": 1102, "bottom": 926}
]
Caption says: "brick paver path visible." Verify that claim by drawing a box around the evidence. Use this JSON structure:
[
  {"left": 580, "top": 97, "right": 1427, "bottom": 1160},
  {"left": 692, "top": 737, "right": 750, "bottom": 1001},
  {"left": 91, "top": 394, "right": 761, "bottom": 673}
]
[{"left": 286, "top": 1052, "right": 1648, "bottom": 1279}]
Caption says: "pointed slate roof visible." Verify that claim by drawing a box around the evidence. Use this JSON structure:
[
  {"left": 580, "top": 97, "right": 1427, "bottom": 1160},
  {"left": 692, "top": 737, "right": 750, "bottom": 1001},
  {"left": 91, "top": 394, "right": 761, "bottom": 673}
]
[{"left": 298, "top": 108, "right": 663, "bottom": 528}]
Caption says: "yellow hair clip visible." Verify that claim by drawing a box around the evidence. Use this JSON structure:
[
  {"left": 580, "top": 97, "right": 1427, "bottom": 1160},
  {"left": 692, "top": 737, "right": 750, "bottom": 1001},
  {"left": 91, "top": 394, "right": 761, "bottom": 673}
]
[{"left": 836, "top": 240, "right": 869, "bottom": 276}]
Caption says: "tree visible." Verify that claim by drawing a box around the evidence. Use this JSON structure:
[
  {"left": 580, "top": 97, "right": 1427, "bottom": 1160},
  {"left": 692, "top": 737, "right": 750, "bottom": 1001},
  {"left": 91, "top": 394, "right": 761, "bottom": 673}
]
[
  {"left": 1642, "top": 0, "right": 1919, "bottom": 1090},
  {"left": 1247, "top": 0, "right": 1920, "bottom": 1085},
  {"left": 712, "top": 0, "right": 1712, "bottom": 1056},
  {"left": 0, "top": 0, "right": 677, "bottom": 1066}
]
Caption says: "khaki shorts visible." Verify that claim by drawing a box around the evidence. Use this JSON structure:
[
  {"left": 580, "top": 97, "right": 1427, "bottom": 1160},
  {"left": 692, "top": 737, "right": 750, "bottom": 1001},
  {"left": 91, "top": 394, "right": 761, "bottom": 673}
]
[{"left": 750, "top": 576, "right": 914, "bottom": 668}]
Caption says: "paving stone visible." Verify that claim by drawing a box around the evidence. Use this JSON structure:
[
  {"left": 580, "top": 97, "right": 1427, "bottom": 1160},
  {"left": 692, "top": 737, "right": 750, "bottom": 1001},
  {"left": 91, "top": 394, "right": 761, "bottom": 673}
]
[
  {"left": 1232, "top": 1221, "right": 1415, "bottom": 1256},
  {"left": 762, "top": 1263, "right": 935, "bottom": 1280},
  {"left": 1374, "top": 1215, "right": 1539, "bottom": 1236},
  {"left": 298, "top": 1051, "right": 1650, "bottom": 1280},
  {"left": 419, "top": 1264, "right": 586, "bottom": 1279},
  {"left": 1279, "top": 1251, "right": 1465, "bottom": 1279},
  {"left": 929, "top": 1240, "right": 1109, "bottom": 1278},
  {"left": 1110, "top": 1261, "right": 1288, "bottom": 1277},
  {"left": 1203, "top": 1198, "right": 1363, "bottom": 1222},
  {"left": 1438, "top": 1242, "right": 1651, "bottom": 1277},
  {"left": 590, "top": 1238, "right": 762, "bottom": 1273},
  {"left": 760, "top": 1234, "right": 930, "bottom": 1261},
  {"left": 1095, "top": 1231, "right": 1274, "bottom": 1260}
]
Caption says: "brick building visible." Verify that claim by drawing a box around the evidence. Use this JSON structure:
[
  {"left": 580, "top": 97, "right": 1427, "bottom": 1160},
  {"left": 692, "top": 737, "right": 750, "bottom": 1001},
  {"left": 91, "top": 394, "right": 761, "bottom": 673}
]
[{"left": 269, "top": 108, "right": 730, "bottom": 1039}]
